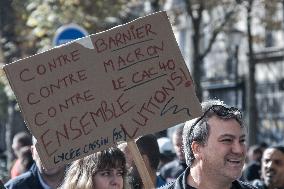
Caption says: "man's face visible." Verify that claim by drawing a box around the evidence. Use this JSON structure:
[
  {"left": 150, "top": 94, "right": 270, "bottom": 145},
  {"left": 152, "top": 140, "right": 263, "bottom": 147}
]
[
  {"left": 172, "top": 132, "right": 185, "bottom": 161},
  {"left": 12, "top": 139, "right": 22, "bottom": 158},
  {"left": 31, "top": 145, "right": 65, "bottom": 176},
  {"left": 199, "top": 116, "right": 246, "bottom": 181},
  {"left": 261, "top": 148, "right": 284, "bottom": 189}
]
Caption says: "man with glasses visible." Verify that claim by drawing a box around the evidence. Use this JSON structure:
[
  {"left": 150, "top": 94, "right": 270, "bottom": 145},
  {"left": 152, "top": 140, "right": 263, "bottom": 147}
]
[{"left": 159, "top": 100, "right": 256, "bottom": 189}]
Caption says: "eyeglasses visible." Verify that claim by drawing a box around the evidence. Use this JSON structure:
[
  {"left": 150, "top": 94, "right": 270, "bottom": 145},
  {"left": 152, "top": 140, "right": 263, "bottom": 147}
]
[{"left": 189, "top": 105, "right": 242, "bottom": 137}]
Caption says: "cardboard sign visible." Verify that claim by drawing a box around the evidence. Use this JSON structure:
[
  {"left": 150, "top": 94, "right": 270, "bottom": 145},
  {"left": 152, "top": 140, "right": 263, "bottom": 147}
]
[{"left": 4, "top": 11, "right": 202, "bottom": 169}]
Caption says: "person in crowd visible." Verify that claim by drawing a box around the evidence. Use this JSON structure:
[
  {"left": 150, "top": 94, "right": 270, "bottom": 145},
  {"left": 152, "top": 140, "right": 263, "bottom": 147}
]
[
  {"left": 60, "top": 147, "right": 129, "bottom": 189},
  {"left": 159, "top": 99, "right": 256, "bottom": 189},
  {"left": 242, "top": 144, "right": 263, "bottom": 181},
  {"left": 259, "top": 142, "right": 268, "bottom": 153},
  {"left": 159, "top": 124, "right": 187, "bottom": 182},
  {"left": 5, "top": 137, "right": 66, "bottom": 189},
  {"left": 252, "top": 144, "right": 284, "bottom": 189},
  {"left": 15, "top": 146, "right": 34, "bottom": 176},
  {"left": 10, "top": 132, "right": 32, "bottom": 178},
  {"left": 157, "top": 136, "right": 175, "bottom": 169},
  {"left": 129, "top": 134, "right": 166, "bottom": 189},
  {"left": 118, "top": 134, "right": 166, "bottom": 188}
]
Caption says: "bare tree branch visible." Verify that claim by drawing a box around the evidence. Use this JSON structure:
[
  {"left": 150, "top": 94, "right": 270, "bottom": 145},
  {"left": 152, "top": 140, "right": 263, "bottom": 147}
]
[
  {"left": 184, "top": 0, "right": 194, "bottom": 19},
  {"left": 200, "top": 7, "right": 238, "bottom": 60}
]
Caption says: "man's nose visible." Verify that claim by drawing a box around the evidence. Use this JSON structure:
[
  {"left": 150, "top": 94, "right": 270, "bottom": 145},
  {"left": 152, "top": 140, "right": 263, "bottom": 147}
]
[
  {"left": 265, "top": 161, "right": 274, "bottom": 169},
  {"left": 232, "top": 141, "right": 245, "bottom": 154}
]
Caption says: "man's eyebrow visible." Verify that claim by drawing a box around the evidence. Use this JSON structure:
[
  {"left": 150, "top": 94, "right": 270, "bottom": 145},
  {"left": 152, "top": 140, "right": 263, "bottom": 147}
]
[
  {"left": 240, "top": 134, "right": 246, "bottom": 138},
  {"left": 218, "top": 134, "right": 246, "bottom": 139}
]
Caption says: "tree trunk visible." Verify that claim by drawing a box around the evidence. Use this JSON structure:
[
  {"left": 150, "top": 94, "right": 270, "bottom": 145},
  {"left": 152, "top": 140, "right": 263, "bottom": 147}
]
[
  {"left": 188, "top": 1, "right": 204, "bottom": 102},
  {"left": 5, "top": 102, "right": 14, "bottom": 170},
  {"left": 0, "top": 0, "right": 20, "bottom": 172},
  {"left": 246, "top": 0, "right": 257, "bottom": 146},
  {"left": 0, "top": 0, "right": 19, "bottom": 63},
  {"left": 192, "top": 43, "right": 203, "bottom": 102}
]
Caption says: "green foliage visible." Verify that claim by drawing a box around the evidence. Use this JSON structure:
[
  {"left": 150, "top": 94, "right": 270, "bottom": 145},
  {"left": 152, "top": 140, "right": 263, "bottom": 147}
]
[{"left": 10, "top": 0, "right": 135, "bottom": 53}]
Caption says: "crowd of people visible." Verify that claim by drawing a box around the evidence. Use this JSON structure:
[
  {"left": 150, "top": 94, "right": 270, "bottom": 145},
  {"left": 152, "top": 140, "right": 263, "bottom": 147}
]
[{"left": 1, "top": 99, "right": 284, "bottom": 189}]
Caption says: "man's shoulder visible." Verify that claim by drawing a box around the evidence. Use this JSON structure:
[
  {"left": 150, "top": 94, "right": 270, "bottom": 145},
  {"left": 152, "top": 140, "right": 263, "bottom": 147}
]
[
  {"left": 4, "top": 171, "right": 39, "bottom": 189},
  {"left": 160, "top": 159, "right": 184, "bottom": 174},
  {"left": 251, "top": 179, "right": 267, "bottom": 189},
  {"left": 162, "top": 159, "right": 180, "bottom": 168},
  {"left": 233, "top": 180, "right": 258, "bottom": 189},
  {"left": 158, "top": 170, "right": 186, "bottom": 189},
  {"left": 158, "top": 177, "right": 255, "bottom": 189}
]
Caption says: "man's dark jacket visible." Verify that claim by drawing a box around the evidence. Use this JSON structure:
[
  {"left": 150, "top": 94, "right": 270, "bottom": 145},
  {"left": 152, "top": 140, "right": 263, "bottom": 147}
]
[
  {"left": 160, "top": 159, "right": 187, "bottom": 181},
  {"left": 251, "top": 179, "right": 268, "bottom": 189},
  {"left": 242, "top": 161, "right": 261, "bottom": 181},
  {"left": 5, "top": 164, "right": 44, "bottom": 189},
  {"left": 158, "top": 167, "right": 257, "bottom": 189}
]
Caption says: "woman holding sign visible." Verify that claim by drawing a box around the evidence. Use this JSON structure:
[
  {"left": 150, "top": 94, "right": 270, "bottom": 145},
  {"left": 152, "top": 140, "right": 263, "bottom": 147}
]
[{"left": 60, "top": 147, "right": 129, "bottom": 189}]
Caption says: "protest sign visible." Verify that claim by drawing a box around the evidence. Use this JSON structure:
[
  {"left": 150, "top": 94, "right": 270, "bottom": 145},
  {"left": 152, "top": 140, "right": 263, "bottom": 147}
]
[{"left": 4, "top": 11, "right": 202, "bottom": 169}]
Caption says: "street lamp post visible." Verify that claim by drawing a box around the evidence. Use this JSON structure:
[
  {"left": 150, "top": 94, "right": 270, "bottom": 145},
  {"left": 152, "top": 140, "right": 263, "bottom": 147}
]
[
  {"left": 228, "top": 28, "right": 244, "bottom": 80},
  {"left": 227, "top": 28, "right": 244, "bottom": 107}
]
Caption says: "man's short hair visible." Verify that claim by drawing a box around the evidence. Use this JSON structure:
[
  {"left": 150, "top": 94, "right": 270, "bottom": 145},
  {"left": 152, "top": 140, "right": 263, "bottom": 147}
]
[
  {"left": 183, "top": 99, "right": 244, "bottom": 167},
  {"left": 247, "top": 145, "right": 263, "bottom": 161},
  {"left": 172, "top": 123, "right": 184, "bottom": 139},
  {"left": 268, "top": 144, "right": 284, "bottom": 154},
  {"left": 13, "top": 132, "right": 32, "bottom": 147}
]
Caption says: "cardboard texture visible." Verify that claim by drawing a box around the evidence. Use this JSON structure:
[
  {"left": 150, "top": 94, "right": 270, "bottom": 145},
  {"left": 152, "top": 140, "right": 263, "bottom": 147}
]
[{"left": 4, "top": 11, "right": 202, "bottom": 169}]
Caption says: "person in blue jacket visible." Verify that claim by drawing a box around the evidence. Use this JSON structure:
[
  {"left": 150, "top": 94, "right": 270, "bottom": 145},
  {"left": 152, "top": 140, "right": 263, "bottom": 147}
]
[{"left": 5, "top": 137, "right": 66, "bottom": 189}]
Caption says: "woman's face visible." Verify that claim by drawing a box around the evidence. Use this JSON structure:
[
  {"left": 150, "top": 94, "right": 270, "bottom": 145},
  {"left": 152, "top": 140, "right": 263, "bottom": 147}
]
[{"left": 92, "top": 168, "right": 124, "bottom": 189}]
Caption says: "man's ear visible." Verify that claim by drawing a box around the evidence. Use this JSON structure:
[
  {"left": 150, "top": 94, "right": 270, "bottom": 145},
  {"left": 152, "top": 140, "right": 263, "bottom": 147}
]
[{"left": 191, "top": 141, "right": 201, "bottom": 160}]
